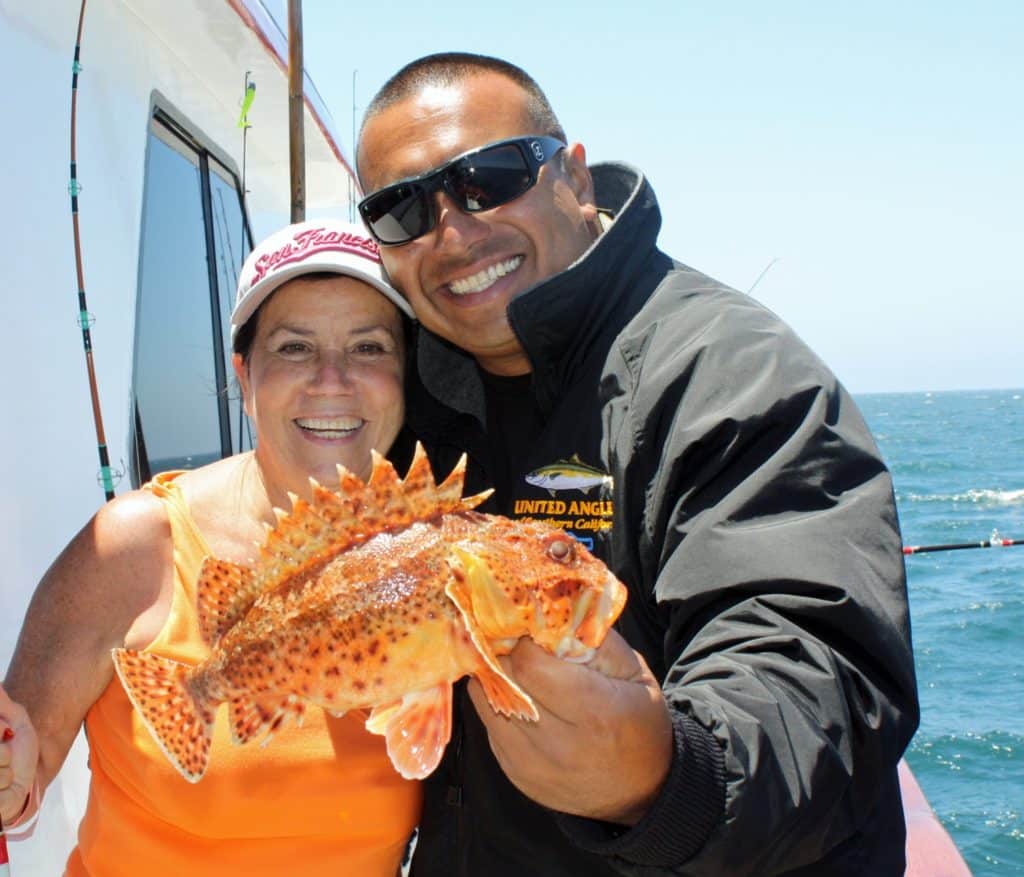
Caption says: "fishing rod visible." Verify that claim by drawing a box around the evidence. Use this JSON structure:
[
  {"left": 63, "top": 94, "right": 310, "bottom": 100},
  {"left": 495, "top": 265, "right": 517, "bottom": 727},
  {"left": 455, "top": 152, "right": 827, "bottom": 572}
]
[
  {"left": 903, "top": 530, "right": 1020, "bottom": 555},
  {"left": 69, "top": 0, "right": 117, "bottom": 501}
]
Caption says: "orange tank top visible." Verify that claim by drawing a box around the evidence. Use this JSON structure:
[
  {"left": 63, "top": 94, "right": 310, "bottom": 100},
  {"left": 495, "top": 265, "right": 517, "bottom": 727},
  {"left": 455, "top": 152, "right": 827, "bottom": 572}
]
[{"left": 69, "top": 472, "right": 421, "bottom": 876}]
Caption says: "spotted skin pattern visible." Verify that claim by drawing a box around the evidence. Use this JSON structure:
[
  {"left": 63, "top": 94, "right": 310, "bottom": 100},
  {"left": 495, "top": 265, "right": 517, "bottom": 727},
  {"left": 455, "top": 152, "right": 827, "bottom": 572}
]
[{"left": 113, "top": 445, "right": 626, "bottom": 782}]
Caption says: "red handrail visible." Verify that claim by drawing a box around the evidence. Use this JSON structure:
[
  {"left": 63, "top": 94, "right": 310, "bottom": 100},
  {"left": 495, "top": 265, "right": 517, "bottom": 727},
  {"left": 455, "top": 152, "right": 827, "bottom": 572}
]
[{"left": 900, "top": 760, "right": 973, "bottom": 876}]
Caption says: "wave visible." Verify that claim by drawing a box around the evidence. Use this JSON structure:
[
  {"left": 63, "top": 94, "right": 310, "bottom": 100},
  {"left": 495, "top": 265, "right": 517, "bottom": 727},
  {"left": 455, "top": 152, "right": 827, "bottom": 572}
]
[{"left": 902, "top": 488, "right": 1024, "bottom": 505}]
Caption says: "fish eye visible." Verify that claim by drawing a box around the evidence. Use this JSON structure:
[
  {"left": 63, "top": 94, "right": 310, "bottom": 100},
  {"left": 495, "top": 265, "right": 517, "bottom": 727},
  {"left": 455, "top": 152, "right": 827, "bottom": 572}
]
[{"left": 545, "top": 536, "right": 575, "bottom": 564}]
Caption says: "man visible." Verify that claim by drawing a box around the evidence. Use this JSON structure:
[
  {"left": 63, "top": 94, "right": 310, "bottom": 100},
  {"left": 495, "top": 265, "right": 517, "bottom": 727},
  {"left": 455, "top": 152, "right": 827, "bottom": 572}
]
[{"left": 356, "top": 53, "right": 919, "bottom": 876}]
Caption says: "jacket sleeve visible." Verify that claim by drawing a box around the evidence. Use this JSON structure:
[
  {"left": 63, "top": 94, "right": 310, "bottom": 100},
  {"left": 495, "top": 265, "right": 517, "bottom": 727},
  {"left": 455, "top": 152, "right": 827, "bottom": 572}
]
[{"left": 562, "top": 276, "right": 919, "bottom": 875}]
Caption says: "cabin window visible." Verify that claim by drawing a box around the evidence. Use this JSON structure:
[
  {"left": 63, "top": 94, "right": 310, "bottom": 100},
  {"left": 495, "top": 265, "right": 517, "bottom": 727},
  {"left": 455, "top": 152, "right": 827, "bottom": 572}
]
[{"left": 130, "top": 111, "right": 254, "bottom": 486}]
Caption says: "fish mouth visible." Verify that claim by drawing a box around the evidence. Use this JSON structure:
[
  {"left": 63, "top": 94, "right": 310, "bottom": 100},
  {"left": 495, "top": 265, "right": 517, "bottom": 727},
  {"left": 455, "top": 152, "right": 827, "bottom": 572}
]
[
  {"left": 294, "top": 416, "right": 364, "bottom": 439},
  {"left": 447, "top": 256, "right": 523, "bottom": 296}
]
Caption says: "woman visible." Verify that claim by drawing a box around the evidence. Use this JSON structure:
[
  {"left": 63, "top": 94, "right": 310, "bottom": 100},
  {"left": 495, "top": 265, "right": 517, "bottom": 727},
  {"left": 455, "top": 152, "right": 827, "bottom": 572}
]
[{"left": 0, "top": 220, "right": 421, "bottom": 875}]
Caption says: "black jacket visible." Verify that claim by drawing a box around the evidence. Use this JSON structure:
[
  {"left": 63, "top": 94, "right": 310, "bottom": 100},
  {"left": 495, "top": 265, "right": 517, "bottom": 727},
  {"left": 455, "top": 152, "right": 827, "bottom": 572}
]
[{"left": 404, "top": 163, "right": 919, "bottom": 876}]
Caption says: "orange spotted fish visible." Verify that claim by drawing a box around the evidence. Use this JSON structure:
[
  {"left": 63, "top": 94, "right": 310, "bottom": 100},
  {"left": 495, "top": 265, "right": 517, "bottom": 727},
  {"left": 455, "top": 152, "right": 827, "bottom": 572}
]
[{"left": 113, "top": 445, "right": 626, "bottom": 783}]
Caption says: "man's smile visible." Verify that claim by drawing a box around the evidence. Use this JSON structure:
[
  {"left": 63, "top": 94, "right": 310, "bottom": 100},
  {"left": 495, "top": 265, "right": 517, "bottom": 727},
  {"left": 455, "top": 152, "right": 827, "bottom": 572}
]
[{"left": 447, "top": 255, "right": 524, "bottom": 296}]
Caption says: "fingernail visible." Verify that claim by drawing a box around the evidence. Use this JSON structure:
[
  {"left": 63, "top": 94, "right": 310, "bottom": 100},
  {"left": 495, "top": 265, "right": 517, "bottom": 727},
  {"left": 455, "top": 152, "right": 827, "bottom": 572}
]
[{"left": 1, "top": 728, "right": 12, "bottom": 742}]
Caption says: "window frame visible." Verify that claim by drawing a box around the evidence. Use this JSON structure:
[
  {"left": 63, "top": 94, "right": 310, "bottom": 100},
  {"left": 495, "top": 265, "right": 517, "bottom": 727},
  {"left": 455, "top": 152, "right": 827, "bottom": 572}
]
[{"left": 130, "top": 97, "right": 254, "bottom": 487}]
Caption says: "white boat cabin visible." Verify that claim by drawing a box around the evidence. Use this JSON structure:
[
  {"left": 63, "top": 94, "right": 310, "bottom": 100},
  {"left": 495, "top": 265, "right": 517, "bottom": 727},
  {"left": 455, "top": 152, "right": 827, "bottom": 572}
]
[{"left": 0, "top": 1, "right": 353, "bottom": 869}]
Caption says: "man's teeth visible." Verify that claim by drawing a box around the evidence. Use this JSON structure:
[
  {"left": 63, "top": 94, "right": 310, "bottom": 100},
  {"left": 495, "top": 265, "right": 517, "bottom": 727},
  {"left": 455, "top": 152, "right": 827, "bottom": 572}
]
[
  {"left": 296, "top": 417, "right": 362, "bottom": 437},
  {"left": 448, "top": 256, "right": 523, "bottom": 295}
]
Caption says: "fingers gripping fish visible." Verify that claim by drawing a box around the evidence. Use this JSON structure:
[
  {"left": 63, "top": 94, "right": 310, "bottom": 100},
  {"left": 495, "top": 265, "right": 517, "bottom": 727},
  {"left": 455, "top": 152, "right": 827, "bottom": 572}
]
[{"left": 112, "top": 445, "right": 627, "bottom": 782}]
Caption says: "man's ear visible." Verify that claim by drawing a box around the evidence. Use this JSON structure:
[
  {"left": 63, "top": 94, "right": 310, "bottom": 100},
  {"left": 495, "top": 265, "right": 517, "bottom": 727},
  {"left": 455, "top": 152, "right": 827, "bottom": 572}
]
[
  {"left": 232, "top": 353, "right": 254, "bottom": 419},
  {"left": 562, "top": 142, "right": 597, "bottom": 217}
]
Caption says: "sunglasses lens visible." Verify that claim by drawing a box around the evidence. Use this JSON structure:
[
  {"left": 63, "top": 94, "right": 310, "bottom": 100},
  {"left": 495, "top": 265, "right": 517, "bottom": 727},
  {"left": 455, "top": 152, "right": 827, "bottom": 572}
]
[
  {"left": 361, "top": 138, "right": 562, "bottom": 245},
  {"left": 361, "top": 183, "right": 431, "bottom": 245},
  {"left": 446, "top": 143, "right": 533, "bottom": 212}
]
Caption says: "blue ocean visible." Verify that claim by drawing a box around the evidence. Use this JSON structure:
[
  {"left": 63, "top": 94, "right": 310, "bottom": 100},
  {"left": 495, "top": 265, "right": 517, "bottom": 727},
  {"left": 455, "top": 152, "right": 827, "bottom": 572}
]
[{"left": 856, "top": 389, "right": 1024, "bottom": 875}]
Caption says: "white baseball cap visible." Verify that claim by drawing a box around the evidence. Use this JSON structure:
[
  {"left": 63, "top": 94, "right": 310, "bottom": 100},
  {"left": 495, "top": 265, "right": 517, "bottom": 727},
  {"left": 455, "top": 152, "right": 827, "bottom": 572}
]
[{"left": 231, "top": 219, "right": 414, "bottom": 339}]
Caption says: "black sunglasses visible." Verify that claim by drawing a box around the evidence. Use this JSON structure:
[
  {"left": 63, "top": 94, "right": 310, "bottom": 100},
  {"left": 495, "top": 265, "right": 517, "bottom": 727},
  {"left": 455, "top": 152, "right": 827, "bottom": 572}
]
[{"left": 358, "top": 135, "right": 566, "bottom": 246}]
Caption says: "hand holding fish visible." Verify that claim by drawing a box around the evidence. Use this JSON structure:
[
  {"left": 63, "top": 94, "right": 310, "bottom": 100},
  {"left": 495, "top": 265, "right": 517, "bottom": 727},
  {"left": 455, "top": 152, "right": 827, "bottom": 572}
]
[
  {"left": 0, "top": 684, "right": 39, "bottom": 825},
  {"left": 467, "top": 630, "right": 673, "bottom": 825}
]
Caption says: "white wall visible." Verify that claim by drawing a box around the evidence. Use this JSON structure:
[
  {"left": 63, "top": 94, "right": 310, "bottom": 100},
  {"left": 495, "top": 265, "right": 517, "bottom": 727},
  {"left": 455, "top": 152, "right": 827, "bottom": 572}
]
[{"left": 0, "top": 1, "right": 351, "bottom": 869}]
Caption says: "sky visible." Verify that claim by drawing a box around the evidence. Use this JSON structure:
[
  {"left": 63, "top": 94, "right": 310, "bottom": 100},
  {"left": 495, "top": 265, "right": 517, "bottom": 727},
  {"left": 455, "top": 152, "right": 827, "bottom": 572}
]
[{"left": 279, "top": 1, "right": 1021, "bottom": 394}]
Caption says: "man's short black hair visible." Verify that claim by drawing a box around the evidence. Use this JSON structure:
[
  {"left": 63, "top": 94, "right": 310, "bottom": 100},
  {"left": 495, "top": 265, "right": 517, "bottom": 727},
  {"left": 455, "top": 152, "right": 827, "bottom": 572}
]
[{"left": 358, "top": 52, "right": 566, "bottom": 179}]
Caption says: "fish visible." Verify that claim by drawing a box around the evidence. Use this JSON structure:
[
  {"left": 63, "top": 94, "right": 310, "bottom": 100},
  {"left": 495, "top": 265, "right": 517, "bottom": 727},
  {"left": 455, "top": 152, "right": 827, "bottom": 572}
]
[
  {"left": 112, "top": 445, "right": 627, "bottom": 783},
  {"left": 525, "top": 454, "right": 613, "bottom": 496}
]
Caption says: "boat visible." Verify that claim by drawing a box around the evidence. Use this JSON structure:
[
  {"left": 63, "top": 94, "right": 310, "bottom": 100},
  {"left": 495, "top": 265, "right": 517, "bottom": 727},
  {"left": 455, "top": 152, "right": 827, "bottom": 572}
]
[
  {"left": 0, "top": 2, "right": 974, "bottom": 873},
  {"left": 901, "top": 760, "right": 973, "bottom": 876},
  {"left": 0, "top": 0, "right": 352, "bottom": 870}
]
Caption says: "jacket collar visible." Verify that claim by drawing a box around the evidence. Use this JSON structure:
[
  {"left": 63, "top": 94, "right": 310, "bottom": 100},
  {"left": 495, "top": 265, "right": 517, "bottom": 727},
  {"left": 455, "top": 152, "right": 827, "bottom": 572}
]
[{"left": 414, "top": 163, "right": 661, "bottom": 423}]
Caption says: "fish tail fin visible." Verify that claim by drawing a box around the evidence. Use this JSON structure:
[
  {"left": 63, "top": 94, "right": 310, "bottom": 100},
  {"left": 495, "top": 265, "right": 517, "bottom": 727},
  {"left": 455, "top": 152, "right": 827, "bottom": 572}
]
[{"left": 112, "top": 649, "right": 215, "bottom": 782}]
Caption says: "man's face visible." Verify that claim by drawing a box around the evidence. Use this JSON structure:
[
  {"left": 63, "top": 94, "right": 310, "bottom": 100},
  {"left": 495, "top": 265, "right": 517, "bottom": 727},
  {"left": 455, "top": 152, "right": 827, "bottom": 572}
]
[{"left": 358, "top": 72, "right": 598, "bottom": 376}]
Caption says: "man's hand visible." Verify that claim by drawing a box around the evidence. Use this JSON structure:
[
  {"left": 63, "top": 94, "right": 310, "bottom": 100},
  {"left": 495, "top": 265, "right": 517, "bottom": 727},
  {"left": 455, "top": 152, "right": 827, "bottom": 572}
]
[
  {"left": 0, "top": 683, "right": 39, "bottom": 825},
  {"left": 467, "top": 630, "right": 673, "bottom": 825}
]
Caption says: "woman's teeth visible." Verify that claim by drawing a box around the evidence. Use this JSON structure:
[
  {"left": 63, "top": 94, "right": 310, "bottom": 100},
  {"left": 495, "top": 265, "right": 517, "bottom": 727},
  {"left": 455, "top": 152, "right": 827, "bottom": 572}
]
[
  {"left": 448, "top": 256, "right": 523, "bottom": 296},
  {"left": 295, "top": 417, "right": 362, "bottom": 437}
]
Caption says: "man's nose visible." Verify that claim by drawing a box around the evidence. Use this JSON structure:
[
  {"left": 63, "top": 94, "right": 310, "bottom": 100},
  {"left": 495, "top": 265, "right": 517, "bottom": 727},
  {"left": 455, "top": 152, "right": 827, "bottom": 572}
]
[{"left": 432, "top": 191, "right": 489, "bottom": 248}]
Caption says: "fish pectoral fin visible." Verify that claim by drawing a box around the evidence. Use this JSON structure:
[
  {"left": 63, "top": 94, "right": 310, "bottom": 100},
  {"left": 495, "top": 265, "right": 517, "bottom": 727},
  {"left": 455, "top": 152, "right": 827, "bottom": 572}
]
[
  {"left": 444, "top": 575, "right": 538, "bottom": 722},
  {"left": 229, "top": 692, "right": 305, "bottom": 745},
  {"left": 473, "top": 657, "right": 538, "bottom": 722},
  {"left": 195, "top": 556, "right": 260, "bottom": 646},
  {"left": 365, "top": 685, "right": 453, "bottom": 780},
  {"left": 447, "top": 547, "right": 522, "bottom": 638},
  {"left": 112, "top": 649, "right": 214, "bottom": 783}
]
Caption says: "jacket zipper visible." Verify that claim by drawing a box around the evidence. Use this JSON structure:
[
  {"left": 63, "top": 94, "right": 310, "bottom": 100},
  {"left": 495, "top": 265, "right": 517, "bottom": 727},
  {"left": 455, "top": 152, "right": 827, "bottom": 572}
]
[{"left": 447, "top": 696, "right": 466, "bottom": 874}]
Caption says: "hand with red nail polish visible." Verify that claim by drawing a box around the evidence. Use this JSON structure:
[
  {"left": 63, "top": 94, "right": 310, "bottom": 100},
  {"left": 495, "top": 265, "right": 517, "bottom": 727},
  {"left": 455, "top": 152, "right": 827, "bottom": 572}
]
[{"left": 0, "top": 684, "right": 38, "bottom": 825}]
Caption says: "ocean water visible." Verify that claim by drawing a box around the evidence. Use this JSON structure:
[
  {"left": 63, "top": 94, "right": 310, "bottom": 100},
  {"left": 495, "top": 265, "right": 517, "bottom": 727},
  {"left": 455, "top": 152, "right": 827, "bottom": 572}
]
[{"left": 857, "top": 388, "right": 1024, "bottom": 875}]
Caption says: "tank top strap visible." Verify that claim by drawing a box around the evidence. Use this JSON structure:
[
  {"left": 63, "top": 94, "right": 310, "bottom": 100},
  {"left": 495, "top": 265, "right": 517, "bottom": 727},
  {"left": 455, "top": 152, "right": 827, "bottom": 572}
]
[{"left": 143, "top": 471, "right": 212, "bottom": 590}]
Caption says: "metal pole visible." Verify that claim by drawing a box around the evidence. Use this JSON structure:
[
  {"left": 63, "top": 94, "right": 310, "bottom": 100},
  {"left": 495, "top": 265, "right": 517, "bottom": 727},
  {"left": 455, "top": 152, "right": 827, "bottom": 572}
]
[
  {"left": 287, "top": 0, "right": 305, "bottom": 223},
  {"left": 350, "top": 68, "right": 357, "bottom": 221}
]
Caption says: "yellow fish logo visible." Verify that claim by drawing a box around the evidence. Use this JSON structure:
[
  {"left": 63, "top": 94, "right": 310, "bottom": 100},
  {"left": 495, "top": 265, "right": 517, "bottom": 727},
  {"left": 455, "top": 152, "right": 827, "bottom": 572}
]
[{"left": 525, "top": 455, "right": 613, "bottom": 497}]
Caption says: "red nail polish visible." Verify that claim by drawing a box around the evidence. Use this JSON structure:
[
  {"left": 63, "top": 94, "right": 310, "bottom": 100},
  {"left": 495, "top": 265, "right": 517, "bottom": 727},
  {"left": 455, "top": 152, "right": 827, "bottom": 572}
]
[{"left": 1, "top": 728, "right": 12, "bottom": 741}]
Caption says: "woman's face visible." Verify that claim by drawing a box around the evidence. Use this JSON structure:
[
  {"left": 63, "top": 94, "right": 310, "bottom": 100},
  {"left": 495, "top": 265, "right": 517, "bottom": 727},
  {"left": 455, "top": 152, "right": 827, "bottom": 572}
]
[{"left": 233, "top": 274, "right": 406, "bottom": 492}]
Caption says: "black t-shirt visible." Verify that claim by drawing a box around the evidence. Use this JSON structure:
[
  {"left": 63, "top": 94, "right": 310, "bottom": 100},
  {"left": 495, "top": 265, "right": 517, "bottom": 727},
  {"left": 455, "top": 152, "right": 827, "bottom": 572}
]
[{"left": 478, "top": 368, "right": 544, "bottom": 512}]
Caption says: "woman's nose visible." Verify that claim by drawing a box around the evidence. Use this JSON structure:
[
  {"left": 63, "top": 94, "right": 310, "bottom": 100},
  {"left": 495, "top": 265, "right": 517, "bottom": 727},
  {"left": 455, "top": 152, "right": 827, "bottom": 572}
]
[{"left": 308, "top": 353, "right": 354, "bottom": 393}]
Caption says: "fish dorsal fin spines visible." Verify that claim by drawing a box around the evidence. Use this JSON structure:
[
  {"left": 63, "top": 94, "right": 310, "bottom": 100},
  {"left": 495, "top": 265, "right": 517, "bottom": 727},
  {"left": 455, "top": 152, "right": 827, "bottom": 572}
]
[
  {"left": 368, "top": 449, "right": 402, "bottom": 491},
  {"left": 461, "top": 488, "right": 494, "bottom": 510},
  {"left": 434, "top": 454, "right": 491, "bottom": 511},
  {"left": 435, "top": 453, "right": 470, "bottom": 506},
  {"left": 251, "top": 443, "right": 486, "bottom": 595},
  {"left": 399, "top": 444, "right": 437, "bottom": 513}
]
